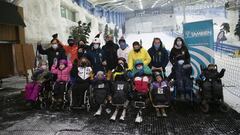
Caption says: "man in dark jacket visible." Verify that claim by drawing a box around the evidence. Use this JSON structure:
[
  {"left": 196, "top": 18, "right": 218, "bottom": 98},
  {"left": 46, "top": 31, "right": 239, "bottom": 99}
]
[
  {"left": 37, "top": 39, "right": 67, "bottom": 70},
  {"left": 77, "top": 40, "right": 90, "bottom": 59},
  {"left": 102, "top": 35, "right": 119, "bottom": 80},
  {"left": 84, "top": 37, "right": 107, "bottom": 74},
  {"left": 148, "top": 38, "right": 169, "bottom": 72}
]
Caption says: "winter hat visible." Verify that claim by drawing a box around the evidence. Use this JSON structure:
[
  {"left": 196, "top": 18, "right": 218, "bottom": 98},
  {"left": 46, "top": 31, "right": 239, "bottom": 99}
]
[
  {"left": 68, "top": 36, "right": 75, "bottom": 45},
  {"left": 96, "top": 71, "right": 104, "bottom": 76},
  {"left": 118, "top": 37, "right": 126, "bottom": 44},
  {"left": 38, "top": 59, "right": 48, "bottom": 67},
  {"left": 59, "top": 59, "right": 68, "bottom": 66},
  {"left": 154, "top": 72, "right": 163, "bottom": 80},
  {"left": 52, "top": 33, "right": 58, "bottom": 39},
  {"left": 93, "top": 33, "right": 101, "bottom": 44},
  {"left": 134, "top": 60, "right": 144, "bottom": 67},
  {"left": 132, "top": 41, "right": 140, "bottom": 46}
]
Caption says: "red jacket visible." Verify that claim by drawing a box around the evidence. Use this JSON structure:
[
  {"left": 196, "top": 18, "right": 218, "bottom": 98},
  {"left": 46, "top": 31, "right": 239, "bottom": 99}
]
[
  {"left": 58, "top": 41, "right": 78, "bottom": 63},
  {"left": 51, "top": 61, "right": 73, "bottom": 82}
]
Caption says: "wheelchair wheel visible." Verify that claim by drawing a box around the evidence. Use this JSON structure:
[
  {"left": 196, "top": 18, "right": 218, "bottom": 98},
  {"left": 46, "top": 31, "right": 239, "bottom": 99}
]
[
  {"left": 219, "top": 100, "right": 230, "bottom": 113},
  {"left": 200, "top": 100, "right": 209, "bottom": 113},
  {"left": 84, "top": 90, "right": 91, "bottom": 112},
  {"left": 89, "top": 85, "right": 97, "bottom": 110}
]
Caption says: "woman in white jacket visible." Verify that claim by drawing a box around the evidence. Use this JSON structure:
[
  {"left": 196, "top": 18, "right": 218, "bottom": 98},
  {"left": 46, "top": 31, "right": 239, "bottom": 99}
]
[{"left": 117, "top": 38, "right": 131, "bottom": 63}]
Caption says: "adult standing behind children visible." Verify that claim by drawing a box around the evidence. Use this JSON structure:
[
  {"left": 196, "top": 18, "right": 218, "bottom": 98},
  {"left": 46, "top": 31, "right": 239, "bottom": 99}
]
[
  {"left": 84, "top": 34, "right": 107, "bottom": 74},
  {"left": 148, "top": 38, "right": 169, "bottom": 72},
  {"left": 128, "top": 41, "right": 151, "bottom": 71},
  {"left": 57, "top": 35, "right": 79, "bottom": 63},
  {"left": 117, "top": 37, "right": 131, "bottom": 62},
  {"left": 102, "top": 35, "right": 119, "bottom": 80},
  {"left": 37, "top": 35, "right": 67, "bottom": 70}
]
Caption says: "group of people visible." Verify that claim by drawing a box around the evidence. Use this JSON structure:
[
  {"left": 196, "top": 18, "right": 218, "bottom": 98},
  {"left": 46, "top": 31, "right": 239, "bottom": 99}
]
[{"left": 24, "top": 32, "right": 193, "bottom": 118}]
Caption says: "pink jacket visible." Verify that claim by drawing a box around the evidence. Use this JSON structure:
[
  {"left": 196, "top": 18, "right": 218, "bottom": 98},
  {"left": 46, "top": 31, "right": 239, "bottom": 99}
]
[{"left": 51, "top": 61, "right": 73, "bottom": 82}]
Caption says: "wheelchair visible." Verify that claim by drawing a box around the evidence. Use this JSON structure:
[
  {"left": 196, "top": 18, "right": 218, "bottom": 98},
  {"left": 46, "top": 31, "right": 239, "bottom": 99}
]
[
  {"left": 50, "top": 81, "right": 71, "bottom": 111},
  {"left": 37, "top": 80, "right": 53, "bottom": 109},
  {"left": 196, "top": 64, "right": 229, "bottom": 113},
  {"left": 110, "top": 80, "right": 131, "bottom": 121},
  {"left": 131, "top": 75, "right": 151, "bottom": 123}
]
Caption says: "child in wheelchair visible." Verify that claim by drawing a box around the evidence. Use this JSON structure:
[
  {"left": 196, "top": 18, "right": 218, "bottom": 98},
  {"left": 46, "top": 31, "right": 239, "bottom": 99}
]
[
  {"left": 92, "top": 71, "right": 111, "bottom": 116},
  {"left": 109, "top": 57, "right": 130, "bottom": 121},
  {"left": 196, "top": 64, "right": 227, "bottom": 112},
  {"left": 150, "top": 72, "right": 170, "bottom": 117},
  {"left": 24, "top": 60, "right": 52, "bottom": 108},
  {"left": 168, "top": 57, "right": 193, "bottom": 101},
  {"left": 51, "top": 58, "right": 72, "bottom": 110},
  {"left": 70, "top": 57, "right": 92, "bottom": 110},
  {"left": 127, "top": 59, "right": 152, "bottom": 123}
]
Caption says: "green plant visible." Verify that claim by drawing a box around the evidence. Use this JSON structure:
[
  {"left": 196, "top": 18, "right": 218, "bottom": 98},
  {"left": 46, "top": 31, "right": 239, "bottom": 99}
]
[
  {"left": 104, "top": 24, "right": 109, "bottom": 41},
  {"left": 114, "top": 26, "right": 119, "bottom": 43},
  {"left": 70, "top": 21, "right": 91, "bottom": 43}
]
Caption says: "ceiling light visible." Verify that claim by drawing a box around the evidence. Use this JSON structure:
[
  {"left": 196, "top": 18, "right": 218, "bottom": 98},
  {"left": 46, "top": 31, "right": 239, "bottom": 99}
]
[
  {"left": 139, "top": 0, "right": 143, "bottom": 10},
  {"left": 123, "top": 5, "right": 134, "bottom": 11},
  {"left": 151, "top": 0, "right": 161, "bottom": 8}
]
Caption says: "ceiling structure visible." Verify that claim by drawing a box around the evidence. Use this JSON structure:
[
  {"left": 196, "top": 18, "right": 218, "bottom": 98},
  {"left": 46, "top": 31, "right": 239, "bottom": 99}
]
[{"left": 89, "top": 0, "right": 228, "bottom": 12}]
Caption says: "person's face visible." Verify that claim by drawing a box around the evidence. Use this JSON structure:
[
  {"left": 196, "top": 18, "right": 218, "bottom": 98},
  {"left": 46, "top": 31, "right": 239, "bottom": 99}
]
[
  {"left": 97, "top": 74, "right": 104, "bottom": 80},
  {"left": 119, "top": 41, "right": 125, "bottom": 46},
  {"left": 118, "top": 60, "right": 124, "bottom": 65},
  {"left": 154, "top": 39, "right": 161, "bottom": 46},
  {"left": 41, "top": 64, "right": 47, "bottom": 70},
  {"left": 136, "top": 64, "right": 143, "bottom": 70},
  {"left": 133, "top": 44, "right": 141, "bottom": 50},
  {"left": 176, "top": 39, "right": 183, "bottom": 46},
  {"left": 59, "top": 64, "right": 66, "bottom": 70},
  {"left": 107, "top": 35, "right": 113, "bottom": 41},
  {"left": 156, "top": 76, "right": 162, "bottom": 82},
  {"left": 51, "top": 39, "right": 58, "bottom": 44}
]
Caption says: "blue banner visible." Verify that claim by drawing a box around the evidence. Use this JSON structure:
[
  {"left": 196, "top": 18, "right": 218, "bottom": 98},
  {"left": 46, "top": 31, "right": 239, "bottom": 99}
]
[{"left": 183, "top": 20, "right": 215, "bottom": 78}]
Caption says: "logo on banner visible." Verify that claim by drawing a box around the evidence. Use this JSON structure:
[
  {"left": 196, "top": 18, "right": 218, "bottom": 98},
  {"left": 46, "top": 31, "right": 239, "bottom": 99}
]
[{"left": 183, "top": 20, "right": 215, "bottom": 79}]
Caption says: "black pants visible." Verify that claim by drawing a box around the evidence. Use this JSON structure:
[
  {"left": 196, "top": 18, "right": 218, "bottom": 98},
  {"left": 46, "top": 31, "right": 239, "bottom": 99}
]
[{"left": 71, "top": 82, "right": 89, "bottom": 107}]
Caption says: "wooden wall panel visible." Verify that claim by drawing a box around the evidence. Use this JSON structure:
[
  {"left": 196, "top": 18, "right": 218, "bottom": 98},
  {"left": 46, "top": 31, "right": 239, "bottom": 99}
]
[
  {"left": 0, "top": 45, "right": 14, "bottom": 78},
  {"left": 0, "top": 24, "right": 18, "bottom": 41},
  {"left": 14, "top": 44, "right": 25, "bottom": 75},
  {"left": 23, "top": 44, "right": 35, "bottom": 69}
]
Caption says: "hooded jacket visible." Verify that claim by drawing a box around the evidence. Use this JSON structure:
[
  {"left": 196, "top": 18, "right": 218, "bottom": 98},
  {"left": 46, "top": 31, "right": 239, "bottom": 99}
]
[
  {"left": 51, "top": 60, "right": 73, "bottom": 82},
  {"left": 128, "top": 60, "right": 152, "bottom": 78},
  {"left": 148, "top": 44, "right": 169, "bottom": 69},
  {"left": 128, "top": 48, "right": 151, "bottom": 70},
  {"left": 117, "top": 44, "right": 131, "bottom": 62}
]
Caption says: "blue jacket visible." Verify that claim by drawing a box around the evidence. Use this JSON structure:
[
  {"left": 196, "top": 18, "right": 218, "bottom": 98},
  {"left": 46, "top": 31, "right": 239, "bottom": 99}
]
[
  {"left": 84, "top": 48, "right": 106, "bottom": 74},
  {"left": 148, "top": 45, "right": 169, "bottom": 69}
]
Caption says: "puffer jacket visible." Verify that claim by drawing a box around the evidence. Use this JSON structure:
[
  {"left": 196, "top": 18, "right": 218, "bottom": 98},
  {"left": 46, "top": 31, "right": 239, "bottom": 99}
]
[
  {"left": 128, "top": 60, "right": 152, "bottom": 78},
  {"left": 84, "top": 48, "right": 107, "bottom": 74},
  {"left": 128, "top": 48, "right": 151, "bottom": 70},
  {"left": 51, "top": 61, "right": 73, "bottom": 82}
]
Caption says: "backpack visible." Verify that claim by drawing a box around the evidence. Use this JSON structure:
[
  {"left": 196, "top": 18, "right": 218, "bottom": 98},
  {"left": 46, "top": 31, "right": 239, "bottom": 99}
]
[
  {"left": 112, "top": 81, "right": 129, "bottom": 105},
  {"left": 24, "top": 82, "right": 42, "bottom": 102},
  {"left": 151, "top": 81, "right": 170, "bottom": 105},
  {"left": 93, "top": 81, "right": 109, "bottom": 104}
]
